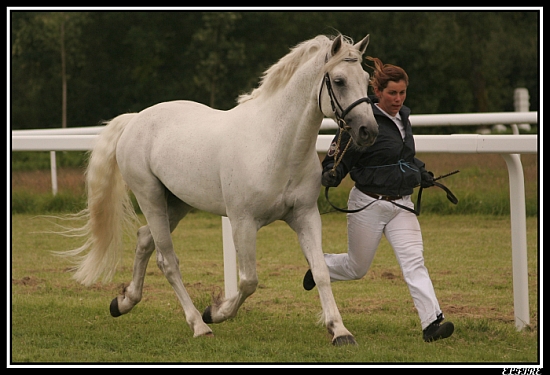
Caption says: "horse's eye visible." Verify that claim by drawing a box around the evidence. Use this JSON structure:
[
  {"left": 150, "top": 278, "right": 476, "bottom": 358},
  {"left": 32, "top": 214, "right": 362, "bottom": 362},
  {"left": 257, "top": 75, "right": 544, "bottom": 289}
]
[{"left": 333, "top": 78, "right": 345, "bottom": 87}]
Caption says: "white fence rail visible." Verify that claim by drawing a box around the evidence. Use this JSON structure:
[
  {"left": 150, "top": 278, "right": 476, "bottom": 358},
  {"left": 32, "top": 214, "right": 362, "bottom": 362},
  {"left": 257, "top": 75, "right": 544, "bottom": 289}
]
[
  {"left": 11, "top": 111, "right": 538, "bottom": 331},
  {"left": 321, "top": 111, "right": 538, "bottom": 131}
]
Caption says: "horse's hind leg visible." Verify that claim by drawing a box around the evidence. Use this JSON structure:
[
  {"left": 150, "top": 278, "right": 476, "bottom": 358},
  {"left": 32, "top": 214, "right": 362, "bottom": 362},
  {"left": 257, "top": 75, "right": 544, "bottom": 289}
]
[
  {"left": 140, "top": 186, "right": 212, "bottom": 337},
  {"left": 109, "top": 221, "right": 156, "bottom": 317},
  {"left": 202, "top": 217, "right": 258, "bottom": 324},
  {"left": 111, "top": 188, "right": 212, "bottom": 337},
  {"left": 110, "top": 191, "right": 191, "bottom": 317}
]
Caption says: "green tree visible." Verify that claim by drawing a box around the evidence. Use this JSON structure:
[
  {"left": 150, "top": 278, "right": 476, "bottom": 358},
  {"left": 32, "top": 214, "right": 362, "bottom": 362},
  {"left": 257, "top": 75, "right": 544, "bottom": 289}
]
[
  {"left": 11, "top": 11, "right": 88, "bottom": 129},
  {"left": 10, "top": 10, "right": 539, "bottom": 131},
  {"left": 189, "top": 12, "right": 245, "bottom": 109}
]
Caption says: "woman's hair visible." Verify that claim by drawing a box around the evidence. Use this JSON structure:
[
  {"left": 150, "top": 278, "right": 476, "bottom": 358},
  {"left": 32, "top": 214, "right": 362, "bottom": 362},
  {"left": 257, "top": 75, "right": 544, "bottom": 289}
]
[{"left": 366, "top": 56, "right": 409, "bottom": 92}]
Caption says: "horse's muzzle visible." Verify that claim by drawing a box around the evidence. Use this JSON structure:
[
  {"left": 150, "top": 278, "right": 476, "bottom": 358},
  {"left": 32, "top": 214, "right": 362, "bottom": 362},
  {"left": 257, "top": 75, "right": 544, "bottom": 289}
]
[{"left": 356, "top": 124, "right": 378, "bottom": 147}]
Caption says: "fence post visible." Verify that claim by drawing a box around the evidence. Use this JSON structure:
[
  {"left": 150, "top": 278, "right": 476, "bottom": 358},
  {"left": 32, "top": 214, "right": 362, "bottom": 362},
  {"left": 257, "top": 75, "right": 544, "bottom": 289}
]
[
  {"left": 50, "top": 151, "right": 58, "bottom": 196},
  {"left": 501, "top": 153, "right": 530, "bottom": 330},
  {"left": 514, "top": 88, "right": 531, "bottom": 132}
]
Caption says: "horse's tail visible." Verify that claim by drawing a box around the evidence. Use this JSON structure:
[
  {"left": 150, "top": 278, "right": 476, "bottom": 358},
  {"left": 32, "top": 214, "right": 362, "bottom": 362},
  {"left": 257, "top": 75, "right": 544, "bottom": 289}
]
[{"left": 54, "top": 113, "right": 140, "bottom": 287}]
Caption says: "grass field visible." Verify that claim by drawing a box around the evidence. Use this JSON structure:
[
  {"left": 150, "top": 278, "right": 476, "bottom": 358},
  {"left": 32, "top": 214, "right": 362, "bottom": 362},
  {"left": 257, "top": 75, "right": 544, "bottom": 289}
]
[
  {"left": 10, "top": 212, "right": 539, "bottom": 365},
  {"left": 9, "top": 152, "right": 540, "bottom": 366}
]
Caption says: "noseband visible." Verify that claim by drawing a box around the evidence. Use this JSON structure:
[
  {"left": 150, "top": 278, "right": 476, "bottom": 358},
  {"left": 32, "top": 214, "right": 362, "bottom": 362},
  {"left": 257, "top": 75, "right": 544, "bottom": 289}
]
[{"left": 318, "top": 72, "right": 371, "bottom": 130}]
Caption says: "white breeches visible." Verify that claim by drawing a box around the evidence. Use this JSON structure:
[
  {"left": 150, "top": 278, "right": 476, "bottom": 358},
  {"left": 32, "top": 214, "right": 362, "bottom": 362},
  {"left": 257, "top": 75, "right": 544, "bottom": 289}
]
[{"left": 324, "top": 186, "right": 443, "bottom": 329}]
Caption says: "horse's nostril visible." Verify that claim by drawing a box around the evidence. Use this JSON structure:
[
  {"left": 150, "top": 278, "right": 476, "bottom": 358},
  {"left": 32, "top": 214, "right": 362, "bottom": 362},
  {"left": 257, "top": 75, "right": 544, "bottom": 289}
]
[
  {"left": 358, "top": 125, "right": 378, "bottom": 146},
  {"left": 359, "top": 126, "right": 369, "bottom": 140}
]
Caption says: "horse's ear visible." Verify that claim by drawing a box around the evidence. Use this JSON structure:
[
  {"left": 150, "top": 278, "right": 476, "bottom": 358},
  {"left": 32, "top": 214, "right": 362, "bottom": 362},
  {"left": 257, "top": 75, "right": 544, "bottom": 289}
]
[
  {"left": 330, "top": 34, "right": 343, "bottom": 56},
  {"left": 354, "top": 34, "right": 370, "bottom": 55}
]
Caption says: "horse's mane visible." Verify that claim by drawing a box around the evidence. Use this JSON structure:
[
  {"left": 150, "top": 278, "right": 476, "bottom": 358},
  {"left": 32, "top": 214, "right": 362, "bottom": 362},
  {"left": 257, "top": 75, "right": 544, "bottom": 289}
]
[{"left": 237, "top": 34, "right": 361, "bottom": 104}]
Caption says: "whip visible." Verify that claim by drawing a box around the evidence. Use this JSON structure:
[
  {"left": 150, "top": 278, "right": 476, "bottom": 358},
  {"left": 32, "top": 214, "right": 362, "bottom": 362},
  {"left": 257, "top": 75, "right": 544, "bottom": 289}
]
[{"left": 434, "top": 169, "right": 460, "bottom": 181}]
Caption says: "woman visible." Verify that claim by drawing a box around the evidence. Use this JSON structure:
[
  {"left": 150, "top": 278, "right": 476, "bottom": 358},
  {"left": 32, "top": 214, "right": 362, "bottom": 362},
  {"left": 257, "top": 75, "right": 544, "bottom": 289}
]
[{"left": 304, "top": 57, "right": 454, "bottom": 342}]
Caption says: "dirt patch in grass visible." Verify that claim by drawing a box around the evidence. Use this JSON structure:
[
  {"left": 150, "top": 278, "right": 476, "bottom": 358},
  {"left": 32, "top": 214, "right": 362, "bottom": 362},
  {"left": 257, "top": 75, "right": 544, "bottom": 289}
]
[{"left": 11, "top": 167, "right": 86, "bottom": 195}]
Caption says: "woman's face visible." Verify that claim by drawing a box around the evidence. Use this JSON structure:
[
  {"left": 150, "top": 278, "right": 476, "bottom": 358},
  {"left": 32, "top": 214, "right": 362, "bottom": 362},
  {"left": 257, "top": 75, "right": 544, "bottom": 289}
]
[{"left": 374, "top": 80, "right": 407, "bottom": 117}]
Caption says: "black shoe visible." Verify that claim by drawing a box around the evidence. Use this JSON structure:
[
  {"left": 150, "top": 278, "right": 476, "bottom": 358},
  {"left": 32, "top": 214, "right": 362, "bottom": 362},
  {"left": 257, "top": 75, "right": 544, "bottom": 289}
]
[
  {"left": 303, "top": 269, "right": 316, "bottom": 291},
  {"left": 423, "top": 317, "right": 454, "bottom": 342}
]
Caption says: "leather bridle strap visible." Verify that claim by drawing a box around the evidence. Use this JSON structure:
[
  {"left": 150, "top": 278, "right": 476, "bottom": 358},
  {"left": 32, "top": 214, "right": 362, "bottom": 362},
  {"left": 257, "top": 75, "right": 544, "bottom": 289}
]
[{"left": 318, "top": 72, "right": 371, "bottom": 130}]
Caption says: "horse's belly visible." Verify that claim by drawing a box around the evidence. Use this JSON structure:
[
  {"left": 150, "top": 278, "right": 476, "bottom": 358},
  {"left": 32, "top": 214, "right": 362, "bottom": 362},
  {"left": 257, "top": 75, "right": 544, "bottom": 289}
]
[
  {"left": 160, "top": 171, "right": 227, "bottom": 216},
  {"left": 145, "top": 140, "right": 228, "bottom": 215}
]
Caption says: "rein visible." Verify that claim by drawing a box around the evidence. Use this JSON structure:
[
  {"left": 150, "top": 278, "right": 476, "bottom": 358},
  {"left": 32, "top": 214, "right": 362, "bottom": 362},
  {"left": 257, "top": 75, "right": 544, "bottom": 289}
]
[{"left": 325, "top": 170, "right": 460, "bottom": 215}]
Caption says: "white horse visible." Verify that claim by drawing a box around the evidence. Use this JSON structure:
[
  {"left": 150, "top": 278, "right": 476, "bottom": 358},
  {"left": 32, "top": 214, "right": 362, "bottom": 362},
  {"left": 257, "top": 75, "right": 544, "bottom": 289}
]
[{"left": 57, "top": 34, "right": 378, "bottom": 346}]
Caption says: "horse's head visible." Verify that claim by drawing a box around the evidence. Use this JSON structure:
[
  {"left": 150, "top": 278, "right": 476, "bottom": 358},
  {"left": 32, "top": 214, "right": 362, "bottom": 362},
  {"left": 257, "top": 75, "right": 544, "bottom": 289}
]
[{"left": 319, "top": 34, "right": 378, "bottom": 148}]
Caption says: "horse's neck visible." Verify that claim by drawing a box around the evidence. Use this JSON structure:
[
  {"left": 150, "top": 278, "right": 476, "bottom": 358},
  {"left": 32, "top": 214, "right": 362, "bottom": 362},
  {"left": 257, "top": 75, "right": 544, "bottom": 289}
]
[
  {"left": 247, "top": 92, "right": 323, "bottom": 162},
  {"left": 252, "top": 66, "right": 324, "bottom": 153}
]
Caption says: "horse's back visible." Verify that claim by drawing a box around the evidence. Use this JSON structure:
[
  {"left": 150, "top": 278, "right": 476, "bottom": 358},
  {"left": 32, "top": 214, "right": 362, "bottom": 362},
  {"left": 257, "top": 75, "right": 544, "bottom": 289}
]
[
  {"left": 118, "top": 99, "right": 226, "bottom": 152},
  {"left": 116, "top": 100, "right": 237, "bottom": 214},
  {"left": 140, "top": 100, "right": 220, "bottom": 126},
  {"left": 150, "top": 99, "right": 213, "bottom": 113}
]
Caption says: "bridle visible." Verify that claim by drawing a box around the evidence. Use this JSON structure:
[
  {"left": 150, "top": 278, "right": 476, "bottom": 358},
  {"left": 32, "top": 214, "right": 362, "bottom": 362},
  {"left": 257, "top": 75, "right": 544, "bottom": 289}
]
[
  {"left": 318, "top": 71, "right": 371, "bottom": 131},
  {"left": 318, "top": 68, "right": 372, "bottom": 208}
]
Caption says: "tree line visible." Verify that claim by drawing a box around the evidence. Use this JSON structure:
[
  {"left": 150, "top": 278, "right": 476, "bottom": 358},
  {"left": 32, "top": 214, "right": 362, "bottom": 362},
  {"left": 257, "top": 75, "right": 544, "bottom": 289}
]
[{"left": 10, "top": 10, "right": 539, "bottom": 132}]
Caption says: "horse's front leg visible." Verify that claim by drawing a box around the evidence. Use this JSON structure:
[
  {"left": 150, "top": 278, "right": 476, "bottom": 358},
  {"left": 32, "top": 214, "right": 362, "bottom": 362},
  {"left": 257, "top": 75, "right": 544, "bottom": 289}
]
[
  {"left": 287, "top": 207, "right": 356, "bottom": 346},
  {"left": 202, "top": 217, "right": 258, "bottom": 324}
]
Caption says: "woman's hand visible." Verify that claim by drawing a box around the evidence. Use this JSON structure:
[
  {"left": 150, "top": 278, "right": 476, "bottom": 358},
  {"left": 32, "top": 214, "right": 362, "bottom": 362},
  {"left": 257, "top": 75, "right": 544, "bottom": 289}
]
[
  {"left": 421, "top": 171, "right": 435, "bottom": 188},
  {"left": 321, "top": 171, "right": 340, "bottom": 187}
]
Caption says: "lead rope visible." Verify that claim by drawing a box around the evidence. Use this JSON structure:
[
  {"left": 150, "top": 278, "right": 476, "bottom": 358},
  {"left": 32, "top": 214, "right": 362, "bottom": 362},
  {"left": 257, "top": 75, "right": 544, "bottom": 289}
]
[
  {"left": 324, "top": 125, "right": 368, "bottom": 214},
  {"left": 330, "top": 130, "right": 352, "bottom": 177}
]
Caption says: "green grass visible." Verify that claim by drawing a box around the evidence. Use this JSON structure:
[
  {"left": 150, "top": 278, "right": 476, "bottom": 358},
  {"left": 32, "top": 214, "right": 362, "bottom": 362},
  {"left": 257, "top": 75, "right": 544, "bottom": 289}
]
[
  {"left": 10, "top": 151, "right": 89, "bottom": 171},
  {"left": 9, "top": 152, "right": 540, "bottom": 365},
  {"left": 10, "top": 212, "right": 539, "bottom": 365}
]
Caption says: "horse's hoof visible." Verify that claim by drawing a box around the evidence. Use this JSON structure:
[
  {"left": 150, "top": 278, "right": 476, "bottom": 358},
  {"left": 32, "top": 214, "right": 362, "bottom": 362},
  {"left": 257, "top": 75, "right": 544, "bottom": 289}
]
[
  {"left": 202, "top": 305, "right": 213, "bottom": 323},
  {"left": 110, "top": 297, "right": 122, "bottom": 317},
  {"left": 332, "top": 335, "right": 357, "bottom": 346}
]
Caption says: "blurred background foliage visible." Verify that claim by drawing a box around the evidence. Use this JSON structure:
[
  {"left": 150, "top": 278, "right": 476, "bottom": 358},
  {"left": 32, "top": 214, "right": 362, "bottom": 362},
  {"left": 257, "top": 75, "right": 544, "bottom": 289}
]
[{"left": 10, "top": 10, "right": 539, "bottom": 133}]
